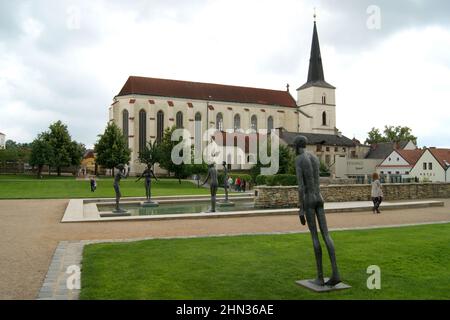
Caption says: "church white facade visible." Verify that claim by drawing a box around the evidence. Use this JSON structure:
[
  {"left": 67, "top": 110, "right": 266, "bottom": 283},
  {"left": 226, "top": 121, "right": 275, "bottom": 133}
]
[{"left": 109, "top": 21, "right": 345, "bottom": 175}]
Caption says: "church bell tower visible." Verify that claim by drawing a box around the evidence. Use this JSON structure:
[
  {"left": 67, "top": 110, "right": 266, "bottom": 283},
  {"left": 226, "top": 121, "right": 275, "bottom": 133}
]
[{"left": 297, "top": 17, "right": 337, "bottom": 134}]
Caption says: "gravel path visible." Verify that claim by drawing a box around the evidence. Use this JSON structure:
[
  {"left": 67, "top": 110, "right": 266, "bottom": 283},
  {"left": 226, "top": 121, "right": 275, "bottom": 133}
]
[{"left": 0, "top": 198, "right": 449, "bottom": 300}]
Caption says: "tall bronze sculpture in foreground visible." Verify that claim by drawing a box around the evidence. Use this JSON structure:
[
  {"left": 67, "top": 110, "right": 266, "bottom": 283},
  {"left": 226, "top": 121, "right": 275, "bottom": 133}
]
[{"left": 294, "top": 136, "right": 342, "bottom": 288}]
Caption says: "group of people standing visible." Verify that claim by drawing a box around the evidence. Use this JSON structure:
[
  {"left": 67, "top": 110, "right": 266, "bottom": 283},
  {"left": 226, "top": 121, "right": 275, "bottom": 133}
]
[{"left": 227, "top": 176, "right": 247, "bottom": 192}]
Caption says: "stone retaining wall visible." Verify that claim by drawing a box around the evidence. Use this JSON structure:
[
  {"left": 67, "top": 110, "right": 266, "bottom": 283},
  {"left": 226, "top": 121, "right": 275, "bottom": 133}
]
[
  {"left": 254, "top": 183, "right": 450, "bottom": 208},
  {"left": 319, "top": 177, "right": 356, "bottom": 185}
]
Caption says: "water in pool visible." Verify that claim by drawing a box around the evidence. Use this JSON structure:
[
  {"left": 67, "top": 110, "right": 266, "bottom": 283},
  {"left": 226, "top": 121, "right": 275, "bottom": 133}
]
[{"left": 97, "top": 200, "right": 258, "bottom": 216}]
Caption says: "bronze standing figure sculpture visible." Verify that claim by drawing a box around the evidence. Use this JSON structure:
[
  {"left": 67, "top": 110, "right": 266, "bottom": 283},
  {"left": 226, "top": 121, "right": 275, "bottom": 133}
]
[
  {"left": 217, "top": 161, "right": 235, "bottom": 207},
  {"left": 136, "top": 166, "right": 158, "bottom": 206},
  {"left": 222, "top": 161, "right": 229, "bottom": 202},
  {"left": 294, "top": 136, "right": 346, "bottom": 290},
  {"left": 201, "top": 163, "right": 218, "bottom": 213},
  {"left": 113, "top": 164, "right": 129, "bottom": 213}
]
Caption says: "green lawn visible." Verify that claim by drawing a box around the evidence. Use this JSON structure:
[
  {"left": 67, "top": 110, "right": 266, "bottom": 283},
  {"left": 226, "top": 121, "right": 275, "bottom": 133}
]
[
  {"left": 0, "top": 175, "right": 211, "bottom": 199},
  {"left": 80, "top": 223, "right": 450, "bottom": 300}
]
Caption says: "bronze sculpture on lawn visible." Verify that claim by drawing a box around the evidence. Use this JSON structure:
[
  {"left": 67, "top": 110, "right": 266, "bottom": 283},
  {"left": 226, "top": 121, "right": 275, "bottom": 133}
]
[
  {"left": 294, "top": 136, "right": 342, "bottom": 288},
  {"left": 136, "top": 166, "right": 158, "bottom": 206},
  {"left": 113, "top": 164, "right": 129, "bottom": 213},
  {"left": 201, "top": 163, "right": 218, "bottom": 213},
  {"left": 222, "top": 161, "right": 230, "bottom": 202},
  {"left": 217, "top": 161, "right": 234, "bottom": 207}
]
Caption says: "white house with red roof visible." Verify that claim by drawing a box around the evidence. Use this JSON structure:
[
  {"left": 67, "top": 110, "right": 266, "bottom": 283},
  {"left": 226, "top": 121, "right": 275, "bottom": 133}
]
[
  {"left": 376, "top": 149, "right": 425, "bottom": 177},
  {"left": 409, "top": 148, "right": 450, "bottom": 182}
]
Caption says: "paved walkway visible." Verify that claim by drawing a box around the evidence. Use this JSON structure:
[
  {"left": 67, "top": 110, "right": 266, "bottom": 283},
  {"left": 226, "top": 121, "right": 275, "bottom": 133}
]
[{"left": 0, "top": 198, "right": 449, "bottom": 300}]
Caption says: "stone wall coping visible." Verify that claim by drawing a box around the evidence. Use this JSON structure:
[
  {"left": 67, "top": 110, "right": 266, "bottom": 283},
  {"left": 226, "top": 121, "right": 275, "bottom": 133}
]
[{"left": 256, "top": 183, "right": 450, "bottom": 189}]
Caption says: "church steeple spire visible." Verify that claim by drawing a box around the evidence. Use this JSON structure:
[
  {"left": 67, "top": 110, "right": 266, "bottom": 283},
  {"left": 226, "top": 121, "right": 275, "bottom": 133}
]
[
  {"left": 307, "top": 21, "right": 325, "bottom": 83},
  {"left": 298, "top": 19, "right": 335, "bottom": 90}
]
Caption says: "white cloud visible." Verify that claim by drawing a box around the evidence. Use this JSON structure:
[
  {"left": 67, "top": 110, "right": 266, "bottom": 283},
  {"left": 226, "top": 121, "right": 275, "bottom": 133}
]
[
  {"left": 0, "top": 0, "right": 449, "bottom": 149},
  {"left": 331, "top": 26, "right": 450, "bottom": 147}
]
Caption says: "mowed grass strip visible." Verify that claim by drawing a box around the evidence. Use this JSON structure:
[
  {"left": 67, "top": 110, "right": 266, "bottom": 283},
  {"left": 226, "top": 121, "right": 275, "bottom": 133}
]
[
  {"left": 0, "top": 177, "right": 211, "bottom": 199},
  {"left": 80, "top": 223, "right": 450, "bottom": 300}
]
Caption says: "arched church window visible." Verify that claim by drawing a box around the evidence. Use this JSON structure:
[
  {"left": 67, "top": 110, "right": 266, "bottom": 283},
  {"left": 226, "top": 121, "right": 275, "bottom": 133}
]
[
  {"left": 251, "top": 115, "right": 258, "bottom": 131},
  {"left": 322, "top": 94, "right": 327, "bottom": 105},
  {"left": 122, "top": 109, "right": 129, "bottom": 148},
  {"left": 157, "top": 110, "right": 164, "bottom": 143},
  {"left": 195, "top": 112, "right": 202, "bottom": 153},
  {"left": 176, "top": 111, "right": 183, "bottom": 128},
  {"left": 139, "top": 109, "right": 147, "bottom": 154},
  {"left": 216, "top": 113, "right": 223, "bottom": 131},
  {"left": 322, "top": 111, "right": 327, "bottom": 126},
  {"left": 234, "top": 114, "right": 241, "bottom": 131},
  {"left": 267, "top": 116, "right": 274, "bottom": 132}
]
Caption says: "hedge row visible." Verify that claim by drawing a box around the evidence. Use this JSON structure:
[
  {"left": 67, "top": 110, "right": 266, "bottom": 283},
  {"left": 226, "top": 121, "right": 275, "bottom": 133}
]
[{"left": 255, "top": 174, "right": 298, "bottom": 186}]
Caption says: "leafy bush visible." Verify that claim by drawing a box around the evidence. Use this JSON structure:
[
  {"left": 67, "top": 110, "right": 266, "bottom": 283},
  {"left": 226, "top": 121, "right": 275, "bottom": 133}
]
[
  {"left": 256, "top": 174, "right": 297, "bottom": 186},
  {"left": 255, "top": 175, "right": 267, "bottom": 186}
]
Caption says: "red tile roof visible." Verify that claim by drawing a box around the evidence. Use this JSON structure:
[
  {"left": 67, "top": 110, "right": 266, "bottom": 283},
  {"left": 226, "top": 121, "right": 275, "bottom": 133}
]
[
  {"left": 428, "top": 148, "right": 450, "bottom": 169},
  {"left": 396, "top": 149, "right": 425, "bottom": 165},
  {"left": 117, "top": 76, "right": 297, "bottom": 108}
]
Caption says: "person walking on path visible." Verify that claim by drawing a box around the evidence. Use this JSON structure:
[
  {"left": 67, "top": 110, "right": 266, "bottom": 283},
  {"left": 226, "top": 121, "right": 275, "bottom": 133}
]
[
  {"left": 241, "top": 179, "right": 246, "bottom": 192},
  {"left": 89, "top": 176, "right": 97, "bottom": 192},
  {"left": 371, "top": 172, "right": 383, "bottom": 214}
]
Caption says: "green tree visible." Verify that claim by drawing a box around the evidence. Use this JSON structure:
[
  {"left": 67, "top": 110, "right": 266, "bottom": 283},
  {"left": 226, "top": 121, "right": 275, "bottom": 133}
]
[
  {"left": 0, "top": 140, "right": 31, "bottom": 172},
  {"left": 45, "top": 121, "right": 83, "bottom": 176},
  {"left": 158, "top": 127, "right": 176, "bottom": 175},
  {"left": 0, "top": 148, "right": 18, "bottom": 163},
  {"left": 383, "top": 126, "right": 417, "bottom": 145},
  {"left": 279, "top": 144, "right": 295, "bottom": 175},
  {"left": 137, "top": 140, "right": 161, "bottom": 169},
  {"left": 365, "top": 126, "right": 417, "bottom": 145},
  {"left": 5, "top": 140, "right": 18, "bottom": 149},
  {"left": 158, "top": 126, "right": 192, "bottom": 183},
  {"left": 365, "top": 127, "right": 386, "bottom": 145},
  {"left": 29, "top": 134, "right": 52, "bottom": 178},
  {"left": 94, "top": 122, "right": 131, "bottom": 175},
  {"left": 69, "top": 141, "right": 85, "bottom": 167}
]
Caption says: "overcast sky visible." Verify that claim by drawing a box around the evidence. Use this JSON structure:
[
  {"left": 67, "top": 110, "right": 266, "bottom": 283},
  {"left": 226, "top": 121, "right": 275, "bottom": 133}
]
[{"left": 1, "top": 0, "right": 449, "bottom": 148}]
